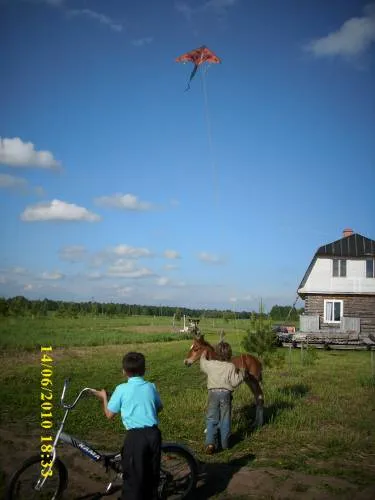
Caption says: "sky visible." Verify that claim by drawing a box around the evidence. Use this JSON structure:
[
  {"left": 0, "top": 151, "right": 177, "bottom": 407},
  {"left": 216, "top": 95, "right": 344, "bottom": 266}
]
[{"left": 0, "top": 0, "right": 374, "bottom": 311}]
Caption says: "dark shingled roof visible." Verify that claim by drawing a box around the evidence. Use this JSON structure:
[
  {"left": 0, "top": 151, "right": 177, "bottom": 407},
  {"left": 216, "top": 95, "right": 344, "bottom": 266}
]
[
  {"left": 297, "top": 232, "right": 375, "bottom": 294},
  {"left": 316, "top": 233, "right": 375, "bottom": 258}
]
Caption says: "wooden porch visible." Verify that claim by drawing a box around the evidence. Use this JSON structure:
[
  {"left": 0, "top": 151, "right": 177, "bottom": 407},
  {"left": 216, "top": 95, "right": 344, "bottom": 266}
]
[{"left": 291, "top": 315, "right": 375, "bottom": 348}]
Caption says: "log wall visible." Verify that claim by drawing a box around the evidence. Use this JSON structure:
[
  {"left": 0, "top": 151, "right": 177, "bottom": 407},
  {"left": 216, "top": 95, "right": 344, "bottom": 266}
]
[{"left": 304, "top": 294, "right": 375, "bottom": 337}]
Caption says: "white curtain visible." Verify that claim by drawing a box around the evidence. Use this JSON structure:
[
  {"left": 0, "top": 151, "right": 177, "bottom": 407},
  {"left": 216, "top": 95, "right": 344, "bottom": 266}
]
[{"left": 325, "top": 301, "right": 333, "bottom": 321}]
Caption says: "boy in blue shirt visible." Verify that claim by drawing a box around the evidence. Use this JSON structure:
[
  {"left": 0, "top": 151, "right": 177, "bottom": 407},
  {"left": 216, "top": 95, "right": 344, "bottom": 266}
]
[{"left": 92, "top": 351, "right": 163, "bottom": 500}]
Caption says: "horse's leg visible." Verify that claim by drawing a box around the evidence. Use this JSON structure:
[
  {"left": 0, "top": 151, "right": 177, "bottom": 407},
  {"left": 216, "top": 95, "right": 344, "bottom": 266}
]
[{"left": 244, "top": 376, "right": 264, "bottom": 427}]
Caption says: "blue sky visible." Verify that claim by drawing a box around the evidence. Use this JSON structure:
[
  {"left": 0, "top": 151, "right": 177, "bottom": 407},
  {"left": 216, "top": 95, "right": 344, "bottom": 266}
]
[{"left": 1, "top": 0, "right": 374, "bottom": 311}]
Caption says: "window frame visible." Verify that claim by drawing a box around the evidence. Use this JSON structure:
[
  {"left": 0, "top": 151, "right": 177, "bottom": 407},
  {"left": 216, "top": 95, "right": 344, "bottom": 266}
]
[
  {"left": 332, "top": 259, "right": 346, "bottom": 277},
  {"left": 366, "top": 258, "right": 375, "bottom": 278},
  {"left": 323, "top": 299, "right": 343, "bottom": 324}
]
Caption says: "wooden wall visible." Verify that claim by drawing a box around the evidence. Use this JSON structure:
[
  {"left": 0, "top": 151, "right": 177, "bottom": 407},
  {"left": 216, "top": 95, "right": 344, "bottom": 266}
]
[{"left": 304, "top": 294, "right": 375, "bottom": 336}]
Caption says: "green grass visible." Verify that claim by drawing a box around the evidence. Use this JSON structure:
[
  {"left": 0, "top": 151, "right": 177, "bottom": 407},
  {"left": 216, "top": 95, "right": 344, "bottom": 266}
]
[
  {"left": 0, "top": 316, "right": 374, "bottom": 494},
  {"left": 0, "top": 315, "right": 249, "bottom": 350}
]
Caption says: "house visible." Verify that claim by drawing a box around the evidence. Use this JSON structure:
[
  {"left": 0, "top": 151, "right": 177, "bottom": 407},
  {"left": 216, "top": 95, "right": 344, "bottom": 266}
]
[{"left": 297, "top": 228, "right": 375, "bottom": 343}]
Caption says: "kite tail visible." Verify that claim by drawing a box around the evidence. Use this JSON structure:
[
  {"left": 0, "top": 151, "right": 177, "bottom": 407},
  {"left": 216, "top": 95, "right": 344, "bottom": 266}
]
[{"left": 184, "top": 64, "right": 198, "bottom": 91}]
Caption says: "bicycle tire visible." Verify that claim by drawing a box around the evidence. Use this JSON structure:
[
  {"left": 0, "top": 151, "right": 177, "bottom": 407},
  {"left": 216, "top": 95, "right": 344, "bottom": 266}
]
[
  {"left": 4, "top": 454, "right": 68, "bottom": 500},
  {"left": 159, "top": 444, "right": 198, "bottom": 500}
]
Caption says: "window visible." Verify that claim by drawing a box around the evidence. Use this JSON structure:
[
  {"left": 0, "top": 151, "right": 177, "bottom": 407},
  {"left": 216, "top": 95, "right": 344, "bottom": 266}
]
[
  {"left": 366, "top": 259, "right": 375, "bottom": 278},
  {"left": 324, "top": 299, "right": 343, "bottom": 323},
  {"left": 332, "top": 259, "right": 346, "bottom": 277}
]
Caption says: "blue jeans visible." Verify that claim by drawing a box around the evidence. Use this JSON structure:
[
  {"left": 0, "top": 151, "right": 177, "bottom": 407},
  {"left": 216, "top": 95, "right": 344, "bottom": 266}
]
[{"left": 205, "top": 389, "right": 232, "bottom": 449}]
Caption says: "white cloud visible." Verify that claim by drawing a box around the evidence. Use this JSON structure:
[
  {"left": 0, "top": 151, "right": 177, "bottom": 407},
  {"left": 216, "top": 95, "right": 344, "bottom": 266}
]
[
  {"left": 95, "top": 193, "right": 155, "bottom": 211},
  {"left": 305, "top": 3, "right": 375, "bottom": 58},
  {"left": 32, "top": 1, "right": 123, "bottom": 32},
  {"left": 175, "top": 1, "right": 193, "bottom": 20},
  {"left": 163, "top": 249, "right": 181, "bottom": 259},
  {"left": 23, "top": 284, "right": 34, "bottom": 291},
  {"left": 11, "top": 267, "right": 29, "bottom": 275},
  {"left": 176, "top": 0, "right": 238, "bottom": 19},
  {"left": 86, "top": 271, "right": 103, "bottom": 280},
  {"left": 68, "top": 9, "right": 123, "bottom": 32},
  {"left": 59, "top": 245, "right": 87, "bottom": 262},
  {"left": 107, "top": 259, "right": 154, "bottom": 279},
  {"left": 131, "top": 37, "right": 153, "bottom": 47},
  {"left": 229, "top": 297, "right": 237, "bottom": 303},
  {"left": 0, "top": 173, "right": 44, "bottom": 195},
  {"left": 115, "top": 286, "right": 133, "bottom": 297},
  {"left": 0, "top": 174, "right": 28, "bottom": 189},
  {"left": 111, "top": 244, "right": 153, "bottom": 258},
  {"left": 202, "top": 0, "right": 238, "bottom": 14},
  {"left": 0, "top": 137, "right": 61, "bottom": 169},
  {"left": 21, "top": 199, "right": 101, "bottom": 222},
  {"left": 45, "top": 0, "right": 64, "bottom": 5},
  {"left": 156, "top": 277, "right": 170, "bottom": 286},
  {"left": 41, "top": 272, "right": 64, "bottom": 280},
  {"left": 198, "top": 251, "right": 224, "bottom": 264},
  {"left": 103, "top": 284, "right": 134, "bottom": 299},
  {"left": 242, "top": 294, "right": 254, "bottom": 302},
  {"left": 163, "top": 263, "right": 179, "bottom": 271},
  {"left": 87, "top": 244, "right": 153, "bottom": 269}
]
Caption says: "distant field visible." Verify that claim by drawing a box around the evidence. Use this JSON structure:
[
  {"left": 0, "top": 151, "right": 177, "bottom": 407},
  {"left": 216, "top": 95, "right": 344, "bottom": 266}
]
[
  {"left": 0, "top": 315, "right": 252, "bottom": 350},
  {"left": 0, "top": 316, "right": 374, "bottom": 498}
]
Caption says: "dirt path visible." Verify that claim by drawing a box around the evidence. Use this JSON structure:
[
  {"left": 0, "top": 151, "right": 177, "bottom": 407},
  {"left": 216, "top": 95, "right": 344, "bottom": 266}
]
[{"left": 1, "top": 424, "right": 374, "bottom": 499}]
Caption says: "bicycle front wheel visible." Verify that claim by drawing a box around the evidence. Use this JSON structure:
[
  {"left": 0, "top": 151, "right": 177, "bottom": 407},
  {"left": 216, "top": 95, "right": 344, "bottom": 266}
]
[
  {"left": 5, "top": 455, "right": 68, "bottom": 500},
  {"left": 159, "top": 444, "right": 198, "bottom": 499}
]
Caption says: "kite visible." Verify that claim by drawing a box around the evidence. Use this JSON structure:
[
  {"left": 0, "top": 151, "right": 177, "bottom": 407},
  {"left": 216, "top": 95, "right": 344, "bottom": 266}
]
[{"left": 175, "top": 45, "right": 221, "bottom": 91}]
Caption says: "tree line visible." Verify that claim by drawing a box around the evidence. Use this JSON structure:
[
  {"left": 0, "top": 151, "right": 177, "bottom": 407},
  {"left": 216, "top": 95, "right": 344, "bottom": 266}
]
[{"left": 0, "top": 296, "right": 303, "bottom": 321}]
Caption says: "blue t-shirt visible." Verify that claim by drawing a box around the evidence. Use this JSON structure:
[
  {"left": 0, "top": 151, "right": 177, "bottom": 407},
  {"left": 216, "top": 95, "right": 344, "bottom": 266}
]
[{"left": 107, "top": 376, "right": 163, "bottom": 430}]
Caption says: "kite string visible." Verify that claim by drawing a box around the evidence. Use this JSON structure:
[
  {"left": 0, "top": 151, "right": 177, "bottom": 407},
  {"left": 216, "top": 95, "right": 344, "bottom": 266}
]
[
  {"left": 200, "top": 69, "right": 244, "bottom": 355},
  {"left": 233, "top": 307, "right": 246, "bottom": 356},
  {"left": 200, "top": 66, "right": 220, "bottom": 207}
]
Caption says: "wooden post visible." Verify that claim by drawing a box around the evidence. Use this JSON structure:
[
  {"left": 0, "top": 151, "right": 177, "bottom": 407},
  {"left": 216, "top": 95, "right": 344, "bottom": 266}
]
[{"left": 289, "top": 344, "right": 292, "bottom": 370}]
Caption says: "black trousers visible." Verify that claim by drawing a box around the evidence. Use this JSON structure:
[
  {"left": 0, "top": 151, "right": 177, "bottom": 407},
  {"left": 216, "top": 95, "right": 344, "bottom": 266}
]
[{"left": 121, "top": 426, "right": 161, "bottom": 500}]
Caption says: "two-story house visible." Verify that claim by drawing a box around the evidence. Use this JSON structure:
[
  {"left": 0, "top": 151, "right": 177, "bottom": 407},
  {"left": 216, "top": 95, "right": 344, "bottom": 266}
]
[{"left": 297, "top": 229, "right": 375, "bottom": 342}]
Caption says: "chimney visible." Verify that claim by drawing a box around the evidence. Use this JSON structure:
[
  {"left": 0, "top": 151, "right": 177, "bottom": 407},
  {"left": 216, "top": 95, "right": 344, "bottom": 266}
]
[{"left": 343, "top": 228, "right": 353, "bottom": 238}]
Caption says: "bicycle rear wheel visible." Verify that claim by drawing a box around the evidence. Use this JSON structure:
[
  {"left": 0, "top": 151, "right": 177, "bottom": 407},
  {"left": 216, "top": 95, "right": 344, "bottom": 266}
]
[
  {"left": 5, "top": 455, "right": 68, "bottom": 500},
  {"left": 159, "top": 444, "right": 198, "bottom": 499}
]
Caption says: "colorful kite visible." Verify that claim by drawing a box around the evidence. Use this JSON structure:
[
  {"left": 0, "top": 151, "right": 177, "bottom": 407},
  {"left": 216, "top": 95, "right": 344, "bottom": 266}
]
[{"left": 175, "top": 45, "right": 221, "bottom": 91}]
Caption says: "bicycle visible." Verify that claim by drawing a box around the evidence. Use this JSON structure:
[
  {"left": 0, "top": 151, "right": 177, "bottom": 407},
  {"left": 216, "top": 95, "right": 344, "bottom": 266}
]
[{"left": 5, "top": 378, "right": 199, "bottom": 499}]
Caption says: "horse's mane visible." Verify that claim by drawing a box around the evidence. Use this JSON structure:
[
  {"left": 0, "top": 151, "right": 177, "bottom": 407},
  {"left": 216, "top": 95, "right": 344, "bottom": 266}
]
[
  {"left": 195, "top": 336, "right": 214, "bottom": 349},
  {"left": 194, "top": 336, "right": 219, "bottom": 360}
]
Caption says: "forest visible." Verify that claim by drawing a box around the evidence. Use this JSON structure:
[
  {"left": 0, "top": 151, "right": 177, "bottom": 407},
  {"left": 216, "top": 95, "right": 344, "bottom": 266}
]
[{"left": 0, "top": 296, "right": 303, "bottom": 321}]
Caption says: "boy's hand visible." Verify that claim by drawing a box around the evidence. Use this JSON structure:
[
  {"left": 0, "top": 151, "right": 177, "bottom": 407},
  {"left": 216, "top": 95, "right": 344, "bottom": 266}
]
[
  {"left": 91, "top": 389, "right": 107, "bottom": 400},
  {"left": 91, "top": 389, "right": 115, "bottom": 420}
]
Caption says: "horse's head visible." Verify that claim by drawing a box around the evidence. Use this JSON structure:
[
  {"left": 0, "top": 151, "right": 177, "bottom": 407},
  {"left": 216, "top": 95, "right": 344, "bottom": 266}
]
[{"left": 183, "top": 335, "right": 214, "bottom": 367}]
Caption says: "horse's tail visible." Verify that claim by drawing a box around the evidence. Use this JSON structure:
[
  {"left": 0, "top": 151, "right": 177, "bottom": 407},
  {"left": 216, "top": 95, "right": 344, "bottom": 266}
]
[{"left": 258, "top": 364, "right": 263, "bottom": 383}]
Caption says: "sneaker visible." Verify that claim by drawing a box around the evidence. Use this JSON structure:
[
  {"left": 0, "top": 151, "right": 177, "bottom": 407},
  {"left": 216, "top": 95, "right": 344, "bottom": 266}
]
[{"left": 205, "top": 444, "right": 215, "bottom": 455}]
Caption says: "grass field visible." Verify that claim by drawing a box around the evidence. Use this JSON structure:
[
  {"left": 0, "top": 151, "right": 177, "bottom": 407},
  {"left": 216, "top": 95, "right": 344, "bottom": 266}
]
[
  {"left": 0, "top": 315, "right": 249, "bottom": 350},
  {"left": 0, "top": 315, "right": 375, "bottom": 498}
]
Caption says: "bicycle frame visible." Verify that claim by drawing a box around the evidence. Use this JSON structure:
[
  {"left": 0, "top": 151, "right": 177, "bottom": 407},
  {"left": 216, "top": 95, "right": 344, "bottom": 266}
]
[
  {"left": 32, "top": 379, "right": 199, "bottom": 499},
  {"left": 35, "top": 379, "right": 110, "bottom": 492}
]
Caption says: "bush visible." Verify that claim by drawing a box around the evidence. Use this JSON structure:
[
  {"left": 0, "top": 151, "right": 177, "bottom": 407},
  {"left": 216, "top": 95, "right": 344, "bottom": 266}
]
[{"left": 242, "top": 303, "right": 285, "bottom": 368}]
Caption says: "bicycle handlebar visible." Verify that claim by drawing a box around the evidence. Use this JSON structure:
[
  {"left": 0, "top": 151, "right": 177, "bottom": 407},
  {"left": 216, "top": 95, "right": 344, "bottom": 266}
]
[
  {"left": 60, "top": 378, "right": 111, "bottom": 410},
  {"left": 60, "top": 378, "right": 97, "bottom": 410}
]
